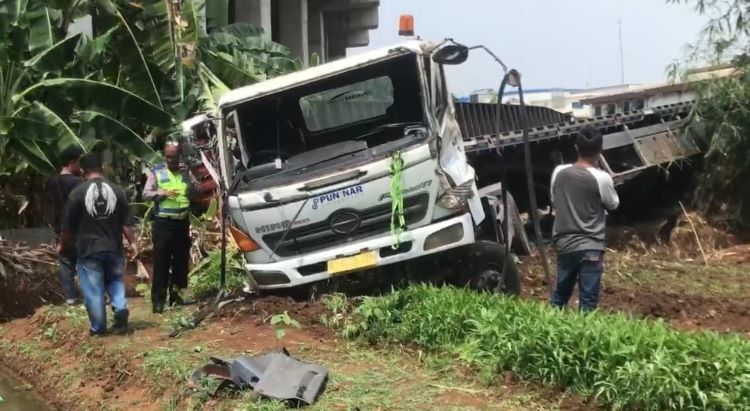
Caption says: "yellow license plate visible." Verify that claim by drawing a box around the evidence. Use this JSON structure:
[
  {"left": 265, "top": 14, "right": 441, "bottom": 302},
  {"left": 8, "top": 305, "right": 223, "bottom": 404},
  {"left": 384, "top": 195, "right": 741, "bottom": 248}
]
[{"left": 327, "top": 251, "right": 378, "bottom": 275}]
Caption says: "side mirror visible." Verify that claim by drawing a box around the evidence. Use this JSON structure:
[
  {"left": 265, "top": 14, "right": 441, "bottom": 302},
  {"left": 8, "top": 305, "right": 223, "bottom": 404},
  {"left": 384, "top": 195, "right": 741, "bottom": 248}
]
[{"left": 432, "top": 44, "right": 469, "bottom": 65}]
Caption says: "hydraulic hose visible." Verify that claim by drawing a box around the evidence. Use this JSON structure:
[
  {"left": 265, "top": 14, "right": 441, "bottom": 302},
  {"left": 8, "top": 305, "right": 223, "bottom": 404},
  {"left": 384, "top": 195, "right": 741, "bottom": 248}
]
[
  {"left": 494, "top": 76, "right": 511, "bottom": 259},
  {"left": 495, "top": 70, "right": 554, "bottom": 297},
  {"left": 219, "top": 190, "right": 228, "bottom": 291}
]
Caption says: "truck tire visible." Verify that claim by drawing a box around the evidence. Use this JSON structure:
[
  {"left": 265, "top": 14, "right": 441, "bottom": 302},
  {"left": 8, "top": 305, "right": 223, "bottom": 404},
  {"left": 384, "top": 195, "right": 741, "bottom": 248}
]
[{"left": 459, "top": 241, "right": 521, "bottom": 296}]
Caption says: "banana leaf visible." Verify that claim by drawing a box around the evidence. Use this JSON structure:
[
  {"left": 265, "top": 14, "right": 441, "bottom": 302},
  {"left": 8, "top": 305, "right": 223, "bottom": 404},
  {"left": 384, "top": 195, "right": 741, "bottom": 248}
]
[
  {"left": 77, "top": 110, "right": 160, "bottom": 163},
  {"left": 77, "top": 26, "right": 117, "bottom": 65},
  {"left": 25, "top": 2, "right": 59, "bottom": 52},
  {"left": 140, "top": 0, "right": 179, "bottom": 74},
  {"left": 25, "top": 32, "right": 80, "bottom": 74},
  {"left": 181, "top": 0, "right": 206, "bottom": 48},
  {"left": 110, "top": 9, "right": 163, "bottom": 108},
  {"left": 15, "top": 77, "right": 172, "bottom": 128}
]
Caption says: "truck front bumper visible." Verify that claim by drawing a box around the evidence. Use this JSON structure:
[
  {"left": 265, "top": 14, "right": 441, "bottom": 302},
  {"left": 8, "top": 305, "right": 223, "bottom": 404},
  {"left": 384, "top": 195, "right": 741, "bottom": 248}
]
[{"left": 245, "top": 213, "right": 475, "bottom": 289}]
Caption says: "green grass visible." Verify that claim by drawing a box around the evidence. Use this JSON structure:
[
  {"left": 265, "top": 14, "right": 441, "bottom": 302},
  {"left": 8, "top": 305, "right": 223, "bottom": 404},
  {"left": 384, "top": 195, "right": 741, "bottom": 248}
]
[
  {"left": 344, "top": 285, "right": 750, "bottom": 411},
  {"left": 138, "top": 346, "right": 198, "bottom": 391},
  {"left": 218, "top": 341, "right": 560, "bottom": 410}
]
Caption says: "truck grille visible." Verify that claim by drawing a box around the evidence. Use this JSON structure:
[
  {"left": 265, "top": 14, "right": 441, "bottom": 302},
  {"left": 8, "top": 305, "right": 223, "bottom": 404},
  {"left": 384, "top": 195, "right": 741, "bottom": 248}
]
[{"left": 263, "top": 193, "right": 430, "bottom": 257}]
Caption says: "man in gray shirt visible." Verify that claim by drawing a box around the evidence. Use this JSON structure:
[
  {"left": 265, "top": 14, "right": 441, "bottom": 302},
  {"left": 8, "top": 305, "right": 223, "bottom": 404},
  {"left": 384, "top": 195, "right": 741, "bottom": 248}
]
[{"left": 549, "top": 127, "right": 619, "bottom": 311}]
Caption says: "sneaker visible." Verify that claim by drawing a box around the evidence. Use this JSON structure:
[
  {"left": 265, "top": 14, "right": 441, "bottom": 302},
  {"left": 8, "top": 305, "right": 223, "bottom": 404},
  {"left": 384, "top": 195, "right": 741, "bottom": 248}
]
[
  {"left": 65, "top": 299, "right": 77, "bottom": 306},
  {"left": 89, "top": 329, "right": 106, "bottom": 337},
  {"left": 152, "top": 303, "right": 165, "bottom": 314},
  {"left": 111, "top": 309, "right": 129, "bottom": 335}
]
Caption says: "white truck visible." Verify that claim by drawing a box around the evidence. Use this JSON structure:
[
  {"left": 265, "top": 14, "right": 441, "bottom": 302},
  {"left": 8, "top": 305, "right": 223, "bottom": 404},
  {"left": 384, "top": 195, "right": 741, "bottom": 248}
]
[{"left": 184, "top": 39, "right": 703, "bottom": 296}]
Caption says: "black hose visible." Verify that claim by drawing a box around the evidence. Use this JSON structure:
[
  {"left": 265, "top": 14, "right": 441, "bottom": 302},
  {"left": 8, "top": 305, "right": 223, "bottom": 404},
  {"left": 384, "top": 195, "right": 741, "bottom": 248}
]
[
  {"left": 493, "top": 78, "right": 512, "bottom": 259},
  {"left": 219, "top": 191, "right": 228, "bottom": 290},
  {"left": 513, "top": 72, "right": 554, "bottom": 297},
  {"left": 492, "top": 70, "right": 553, "bottom": 297}
]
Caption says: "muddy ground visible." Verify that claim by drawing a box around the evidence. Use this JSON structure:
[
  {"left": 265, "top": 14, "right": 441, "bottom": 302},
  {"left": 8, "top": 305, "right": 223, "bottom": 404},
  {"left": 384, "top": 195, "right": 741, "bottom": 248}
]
[{"left": 0, "top": 219, "right": 748, "bottom": 410}]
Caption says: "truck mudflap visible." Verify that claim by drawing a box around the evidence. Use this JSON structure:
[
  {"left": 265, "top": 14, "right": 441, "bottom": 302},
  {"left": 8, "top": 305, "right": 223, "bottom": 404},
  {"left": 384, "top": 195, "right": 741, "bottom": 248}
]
[{"left": 245, "top": 212, "right": 476, "bottom": 289}]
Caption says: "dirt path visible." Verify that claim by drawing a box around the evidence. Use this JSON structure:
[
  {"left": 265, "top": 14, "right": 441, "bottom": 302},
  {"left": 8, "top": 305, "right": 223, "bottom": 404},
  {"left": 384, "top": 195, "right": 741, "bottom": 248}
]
[
  {"left": 2, "top": 237, "right": 747, "bottom": 410},
  {"left": 0, "top": 298, "right": 584, "bottom": 411}
]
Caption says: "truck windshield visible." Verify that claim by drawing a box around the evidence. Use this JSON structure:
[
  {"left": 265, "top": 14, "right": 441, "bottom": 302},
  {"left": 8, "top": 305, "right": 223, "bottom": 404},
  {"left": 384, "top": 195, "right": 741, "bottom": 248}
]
[
  {"left": 299, "top": 76, "right": 394, "bottom": 132},
  {"left": 229, "top": 52, "right": 425, "bottom": 186}
]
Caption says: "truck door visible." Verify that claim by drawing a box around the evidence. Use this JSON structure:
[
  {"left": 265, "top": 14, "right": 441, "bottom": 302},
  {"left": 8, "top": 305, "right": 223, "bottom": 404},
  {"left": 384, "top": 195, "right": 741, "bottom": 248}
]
[{"left": 428, "top": 58, "right": 485, "bottom": 225}]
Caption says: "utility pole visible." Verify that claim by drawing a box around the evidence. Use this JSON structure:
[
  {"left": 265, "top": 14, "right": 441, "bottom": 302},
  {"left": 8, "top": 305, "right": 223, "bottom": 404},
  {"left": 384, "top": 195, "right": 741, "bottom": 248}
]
[{"left": 618, "top": 19, "right": 625, "bottom": 84}]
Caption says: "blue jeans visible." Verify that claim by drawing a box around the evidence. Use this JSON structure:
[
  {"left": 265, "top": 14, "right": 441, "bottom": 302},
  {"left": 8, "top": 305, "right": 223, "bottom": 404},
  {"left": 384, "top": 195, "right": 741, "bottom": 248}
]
[
  {"left": 59, "top": 254, "right": 79, "bottom": 301},
  {"left": 550, "top": 250, "right": 604, "bottom": 312},
  {"left": 77, "top": 251, "right": 128, "bottom": 334}
]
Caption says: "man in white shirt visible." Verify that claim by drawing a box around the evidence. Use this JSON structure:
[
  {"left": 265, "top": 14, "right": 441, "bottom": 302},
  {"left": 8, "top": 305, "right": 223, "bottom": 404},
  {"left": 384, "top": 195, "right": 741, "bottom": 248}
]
[{"left": 549, "top": 127, "right": 619, "bottom": 311}]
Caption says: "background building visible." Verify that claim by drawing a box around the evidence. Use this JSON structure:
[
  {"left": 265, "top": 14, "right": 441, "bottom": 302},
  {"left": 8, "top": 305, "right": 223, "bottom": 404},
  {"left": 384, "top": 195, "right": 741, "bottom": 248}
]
[
  {"left": 212, "top": 0, "right": 380, "bottom": 65},
  {"left": 70, "top": 1, "right": 380, "bottom": 66}
]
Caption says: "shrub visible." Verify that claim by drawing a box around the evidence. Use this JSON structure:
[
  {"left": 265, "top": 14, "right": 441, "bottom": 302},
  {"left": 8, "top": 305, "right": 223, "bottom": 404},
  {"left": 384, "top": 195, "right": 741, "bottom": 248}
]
[
  {"left": 344, "top": 285, "right": 750, "bottom": 410},
  {"left": 188, "top": 246, "right": 247, "bottom": 299}
]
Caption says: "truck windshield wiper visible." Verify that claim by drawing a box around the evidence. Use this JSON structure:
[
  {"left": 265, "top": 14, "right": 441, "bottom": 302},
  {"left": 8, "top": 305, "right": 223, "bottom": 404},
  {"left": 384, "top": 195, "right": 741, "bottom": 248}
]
[
  {"left": 356, "top": 122, "right": 424, "bottom": 141},
  {"left": 280, "top": 141, "right": 369, "bottom": 173}
]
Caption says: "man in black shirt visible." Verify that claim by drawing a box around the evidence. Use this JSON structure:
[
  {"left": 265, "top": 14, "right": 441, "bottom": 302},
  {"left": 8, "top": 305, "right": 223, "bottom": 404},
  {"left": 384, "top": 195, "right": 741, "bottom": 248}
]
[
  {"left": 46, "top": 146, "right": 84, "bottom": 305},
  {"left": 61, "top": 154, "right": 138, "bottom": 336}
]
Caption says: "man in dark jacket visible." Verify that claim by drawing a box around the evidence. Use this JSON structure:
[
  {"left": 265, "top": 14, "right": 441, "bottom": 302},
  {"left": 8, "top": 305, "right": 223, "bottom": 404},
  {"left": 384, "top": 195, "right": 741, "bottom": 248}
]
[
  {"left": 47, "top": 146, "right": 84, "bottom": 305},
  {"left": 61, "top": 154, "right": 137, "bottom": 336}
]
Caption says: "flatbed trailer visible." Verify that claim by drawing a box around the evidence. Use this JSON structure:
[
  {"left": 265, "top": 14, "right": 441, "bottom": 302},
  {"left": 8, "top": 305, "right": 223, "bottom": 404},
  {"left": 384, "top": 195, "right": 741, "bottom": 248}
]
[{"left": 456, "top": 101, "right": 703, "bottom": 185}]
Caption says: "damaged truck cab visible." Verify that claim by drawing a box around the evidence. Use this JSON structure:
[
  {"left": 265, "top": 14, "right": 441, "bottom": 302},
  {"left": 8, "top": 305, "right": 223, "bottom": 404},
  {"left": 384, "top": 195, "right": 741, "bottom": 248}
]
[{"left": 205, "top": 40, "right": 520, "bottom": 292}]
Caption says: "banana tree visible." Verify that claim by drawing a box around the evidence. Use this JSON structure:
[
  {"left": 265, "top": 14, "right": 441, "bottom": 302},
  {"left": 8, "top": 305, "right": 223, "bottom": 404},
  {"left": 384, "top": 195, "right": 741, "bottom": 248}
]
[
  {"left": 97, "top": 0, "right": 300, "bottom": 127},
  {"left": 1, "top": 0, "right": 166, "bottom": 172}
]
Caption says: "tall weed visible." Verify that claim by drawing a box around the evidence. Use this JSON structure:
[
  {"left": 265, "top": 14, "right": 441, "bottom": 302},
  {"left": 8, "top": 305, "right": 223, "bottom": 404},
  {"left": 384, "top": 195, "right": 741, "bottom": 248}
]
[{"left": 345, "top": 285, "right": 750, "bottom": 410}]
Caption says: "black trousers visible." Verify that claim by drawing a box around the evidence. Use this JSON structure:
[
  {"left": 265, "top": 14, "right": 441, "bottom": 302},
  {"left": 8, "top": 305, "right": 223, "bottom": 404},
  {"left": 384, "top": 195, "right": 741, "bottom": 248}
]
[{"left": 151, "top": 217, "right": 191, "bottom": 305}]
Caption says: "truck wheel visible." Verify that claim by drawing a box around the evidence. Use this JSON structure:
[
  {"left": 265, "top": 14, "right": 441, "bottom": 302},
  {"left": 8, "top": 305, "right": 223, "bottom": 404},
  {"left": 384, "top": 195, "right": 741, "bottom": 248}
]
[{"left": 461, "top": 241, "right": 521, "bottom": 296}]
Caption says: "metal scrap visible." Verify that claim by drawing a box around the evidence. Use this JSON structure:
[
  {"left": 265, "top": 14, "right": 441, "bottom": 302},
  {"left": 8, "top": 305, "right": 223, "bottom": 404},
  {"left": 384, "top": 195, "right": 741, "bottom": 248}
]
[{"left": 188, "top": 348, "right": 328, "bottom": 407}]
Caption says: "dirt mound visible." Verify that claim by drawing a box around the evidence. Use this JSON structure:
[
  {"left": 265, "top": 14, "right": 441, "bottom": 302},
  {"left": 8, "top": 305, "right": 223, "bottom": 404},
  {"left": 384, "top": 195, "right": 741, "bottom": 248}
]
[
  {"left": 219, "top": 295, "right": 330, "bottom": 329},
  {"left": 608, "top": 211, "right": 739, "bottom": 258},
  {"left": 0, "top": 241, "right": 63, "bottom": 321},
  {"left": 601, "top": 286, "right": 750, "bottom": 334}
]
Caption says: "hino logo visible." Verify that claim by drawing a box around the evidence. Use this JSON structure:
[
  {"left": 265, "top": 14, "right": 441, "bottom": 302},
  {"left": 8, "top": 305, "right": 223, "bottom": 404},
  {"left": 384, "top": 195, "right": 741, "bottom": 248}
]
[{"left": 329, "top": 211, "right": 361, "bottom": 235}]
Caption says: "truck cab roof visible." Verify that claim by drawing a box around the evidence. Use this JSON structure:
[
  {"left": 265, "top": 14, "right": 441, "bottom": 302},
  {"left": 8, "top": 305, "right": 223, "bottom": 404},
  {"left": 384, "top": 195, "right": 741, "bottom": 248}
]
[{"left": 217, "top": 40, "right": 434, "bottom": 110}]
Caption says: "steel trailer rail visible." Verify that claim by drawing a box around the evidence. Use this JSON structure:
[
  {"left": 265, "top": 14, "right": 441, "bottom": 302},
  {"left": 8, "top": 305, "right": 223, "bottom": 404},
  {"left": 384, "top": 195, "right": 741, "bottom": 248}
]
[{"left": 456, "top": 101, "right": 703, "bottom": 185}]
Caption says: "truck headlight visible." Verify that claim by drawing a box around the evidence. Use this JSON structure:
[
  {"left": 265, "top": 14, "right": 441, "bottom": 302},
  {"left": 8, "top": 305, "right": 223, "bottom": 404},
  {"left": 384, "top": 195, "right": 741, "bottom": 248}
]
[
  {"left": 437, "top": 193, "right": 467, "bottom": 210},
  {"left": 436, "top": 181, "right": 474, "bottom": 211}
]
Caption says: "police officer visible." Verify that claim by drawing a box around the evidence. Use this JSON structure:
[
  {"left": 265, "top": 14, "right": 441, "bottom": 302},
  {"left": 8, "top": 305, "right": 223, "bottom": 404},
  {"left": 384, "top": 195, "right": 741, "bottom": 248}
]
[{"left": 143, "top": 142, "right": 200, "bottom": 313}]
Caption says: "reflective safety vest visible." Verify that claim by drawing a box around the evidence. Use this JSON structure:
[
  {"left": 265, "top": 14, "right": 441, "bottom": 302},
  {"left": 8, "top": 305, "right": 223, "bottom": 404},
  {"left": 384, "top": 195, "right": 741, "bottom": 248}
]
[{"left": 152, "top": 165, "right": 190, "bottom": 219}]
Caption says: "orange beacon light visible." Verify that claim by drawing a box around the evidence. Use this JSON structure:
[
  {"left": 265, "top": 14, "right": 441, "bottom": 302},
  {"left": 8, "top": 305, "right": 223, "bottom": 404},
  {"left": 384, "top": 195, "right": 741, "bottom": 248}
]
[{"left": 399, "top": 14, "right": 414, "bottom": 37}]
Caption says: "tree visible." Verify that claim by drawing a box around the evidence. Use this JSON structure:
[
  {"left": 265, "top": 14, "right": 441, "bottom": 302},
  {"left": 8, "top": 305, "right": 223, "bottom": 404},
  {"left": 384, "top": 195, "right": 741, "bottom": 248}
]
[
  {"left": 0, "top": 0, "right": 300, "bottom": 174},
  {"left": 0, "top": 0, "right": 168, "bottom": 172},
  {"left": 668, "top": 0, "right": 750, "bottom": 225}
]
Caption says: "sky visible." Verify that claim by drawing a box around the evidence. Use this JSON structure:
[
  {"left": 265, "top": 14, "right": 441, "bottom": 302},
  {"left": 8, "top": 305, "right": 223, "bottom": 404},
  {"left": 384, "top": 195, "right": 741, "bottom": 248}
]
[{"left": 349, "top": 0, "right": 709, "bottom": 96}]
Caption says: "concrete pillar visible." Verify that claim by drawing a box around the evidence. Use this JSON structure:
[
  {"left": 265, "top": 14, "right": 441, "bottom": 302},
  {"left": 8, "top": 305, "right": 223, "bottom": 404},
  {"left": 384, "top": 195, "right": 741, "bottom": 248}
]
[
  {"left": 307, "top": 5, "right": 325, "bottom": 64},
  {"left": 278, "top": 0, "right": 309, "bottom": 66},
  {"left": 232, "top": 0, "right": 272, "bottom": 39}
]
